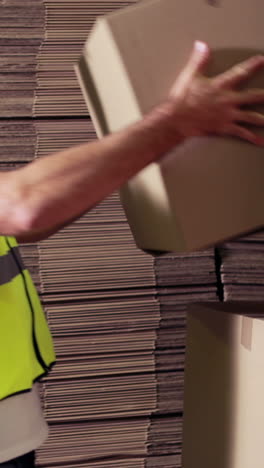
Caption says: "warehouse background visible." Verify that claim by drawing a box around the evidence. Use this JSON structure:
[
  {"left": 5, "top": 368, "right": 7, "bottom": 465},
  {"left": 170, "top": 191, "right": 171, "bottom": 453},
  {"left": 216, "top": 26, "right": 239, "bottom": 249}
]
[{"left": 1, "top": 1, "right": 264, "bottom": 467}]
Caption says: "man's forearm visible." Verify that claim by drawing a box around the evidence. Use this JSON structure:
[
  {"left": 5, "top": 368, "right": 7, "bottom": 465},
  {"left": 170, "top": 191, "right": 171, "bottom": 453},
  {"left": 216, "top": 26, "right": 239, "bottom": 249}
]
[{"left": 0, "top": 100, "right": 183, "bottom": 240}]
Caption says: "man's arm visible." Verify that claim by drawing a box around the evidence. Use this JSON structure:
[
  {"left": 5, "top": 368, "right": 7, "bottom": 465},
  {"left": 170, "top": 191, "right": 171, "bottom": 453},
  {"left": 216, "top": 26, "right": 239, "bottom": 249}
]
[{"left": 1, "top": 41, "right": 264, "bottom": 243}]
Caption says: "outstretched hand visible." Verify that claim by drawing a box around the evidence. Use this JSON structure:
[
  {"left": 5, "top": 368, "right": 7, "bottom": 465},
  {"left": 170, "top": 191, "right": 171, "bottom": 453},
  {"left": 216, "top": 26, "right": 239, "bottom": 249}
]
[{"left": 169, "top": 41, "right": 264, "bottom": 145}]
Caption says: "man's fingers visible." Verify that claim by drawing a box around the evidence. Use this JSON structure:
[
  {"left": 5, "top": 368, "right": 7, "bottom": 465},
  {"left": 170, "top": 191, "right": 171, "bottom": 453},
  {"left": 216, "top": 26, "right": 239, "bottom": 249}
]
[
  {"left": 214, "top": 55, "right": 264, "bottom": 89},
  {"left": 235, "top": 110, "right": 264, "bottom": 126},
  {"left": 232, "top": 89, "right": 264, "bottom": 105},
  {"left": 228, "top": 124, "right": 264, "bottom": 145},
  {"left": 183, "top": 41, "right": 211, "bottom": 79}
]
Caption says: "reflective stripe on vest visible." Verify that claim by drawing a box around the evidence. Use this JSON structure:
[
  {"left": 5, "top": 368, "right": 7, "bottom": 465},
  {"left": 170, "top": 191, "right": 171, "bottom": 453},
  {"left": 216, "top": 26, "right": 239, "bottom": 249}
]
[{"left": 0, "top": 236, "right": 55, "bottom": 400}]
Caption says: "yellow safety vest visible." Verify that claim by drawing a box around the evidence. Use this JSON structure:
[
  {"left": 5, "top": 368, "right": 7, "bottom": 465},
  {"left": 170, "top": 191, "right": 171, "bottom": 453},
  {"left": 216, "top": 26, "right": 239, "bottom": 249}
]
[{"left": 0, "top": 236, "right": 55, "bottom": 400}]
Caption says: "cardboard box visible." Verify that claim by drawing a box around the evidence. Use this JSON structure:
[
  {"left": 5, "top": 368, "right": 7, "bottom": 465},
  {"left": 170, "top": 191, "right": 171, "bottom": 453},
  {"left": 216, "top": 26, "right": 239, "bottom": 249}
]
[
  {"left": 183, "top": 301, "right": 264, "bottom": 468},
  {"left": 75, "top": 0, "right": 264, "bottom": 252}
]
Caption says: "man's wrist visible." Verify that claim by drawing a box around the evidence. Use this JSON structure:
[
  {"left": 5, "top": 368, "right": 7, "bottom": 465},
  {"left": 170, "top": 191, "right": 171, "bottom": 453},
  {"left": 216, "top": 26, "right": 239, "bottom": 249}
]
[{"left": 142, "top": 98, "right": 187, "bottom": 159}]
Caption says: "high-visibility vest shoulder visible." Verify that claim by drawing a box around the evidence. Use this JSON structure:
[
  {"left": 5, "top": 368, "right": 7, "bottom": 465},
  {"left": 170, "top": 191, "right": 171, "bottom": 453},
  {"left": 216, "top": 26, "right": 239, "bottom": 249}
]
[{"left": 0, "top": 236, "right": 55, "bottom": 400}]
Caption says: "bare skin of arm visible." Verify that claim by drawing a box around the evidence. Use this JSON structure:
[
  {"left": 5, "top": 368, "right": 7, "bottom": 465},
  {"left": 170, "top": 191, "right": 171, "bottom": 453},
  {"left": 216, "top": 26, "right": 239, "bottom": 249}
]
[{"left": 1, "top": 42, "right": 264, "bottom": 243}]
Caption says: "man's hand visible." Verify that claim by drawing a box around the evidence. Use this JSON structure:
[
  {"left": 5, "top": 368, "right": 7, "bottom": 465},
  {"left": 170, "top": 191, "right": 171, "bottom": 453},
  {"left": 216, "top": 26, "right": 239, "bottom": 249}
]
[{"left": 168, "top": 41, "right": 264, "bottom": 145}]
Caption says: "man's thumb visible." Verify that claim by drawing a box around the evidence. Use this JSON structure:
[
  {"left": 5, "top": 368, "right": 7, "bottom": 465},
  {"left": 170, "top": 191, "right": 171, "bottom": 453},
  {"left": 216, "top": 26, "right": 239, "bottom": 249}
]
[{"left": 186, "top": 41, "right": 210, "bottom": 77}]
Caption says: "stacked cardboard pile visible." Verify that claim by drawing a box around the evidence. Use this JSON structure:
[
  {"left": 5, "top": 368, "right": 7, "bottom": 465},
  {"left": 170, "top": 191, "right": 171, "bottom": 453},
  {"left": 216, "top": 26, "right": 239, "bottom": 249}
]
[
  {"left": 34, "top": 0, "right": 136, "bottom": 116},
  {"left": 33, "top": 118, "right": 194, "bottom": 467},
  {"left": 220, "top": 230, "right": 264, "bottom": 301},
  {"left": 0, "top": 0, "right": 44, "bottom": 116},
  {"left": 32, "top": 115, "right": 218, "bottom": 467},
  {"left": 0, "top": 121, "right": 36, "bottom": 163}
]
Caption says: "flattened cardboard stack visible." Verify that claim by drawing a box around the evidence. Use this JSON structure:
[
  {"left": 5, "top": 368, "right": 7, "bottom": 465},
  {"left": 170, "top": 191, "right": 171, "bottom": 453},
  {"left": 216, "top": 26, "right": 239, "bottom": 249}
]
[
  {"left": 34, "top": 116, "right": 160, "bottom": 466},
  {"left": 147, "top": 248, "right": 218, "bottom": 467},
  {"left": 154, "top": 248, "right": 217, "bottom": 399},
  {"left": 183, "top": 302, "right": 264, "bottom": 468},
  {"left": 34, "top": 0, "right": 136, "bottom": 117},
  {"left": 35, "top": 117, "right": 217, "bottom": 467},
  {"left": 0, "top": 121, "right": 36, "bottom": 163},
  {"left": 0, "top": 0, "right": 44, "bottom": 116},
  {"left": 219, "top": 230, "right": 264, "bottom": 301},
  {"left": 40, "top": 418, "right": 148, "bottom": 467},
  {"left": 76, "top": 0, "right": 264, "bottom": 253},
  {"left": 32, "top": 3, "right": 221, "bottom": 465}
]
